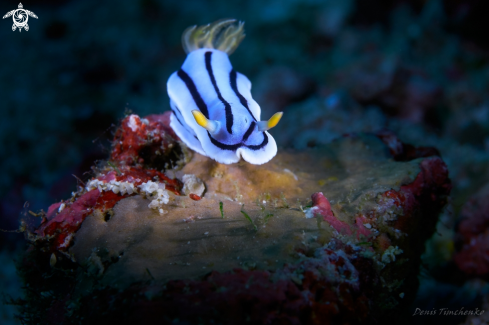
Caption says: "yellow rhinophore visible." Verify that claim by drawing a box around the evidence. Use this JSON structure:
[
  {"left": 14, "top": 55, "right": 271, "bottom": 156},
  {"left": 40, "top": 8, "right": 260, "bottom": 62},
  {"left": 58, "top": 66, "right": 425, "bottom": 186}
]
[
  {"left": 191, "top": 110, "right": 219, "bottom": 134},
  {"left": 258, "top": 112, "right": 283, "bottom": 132}
]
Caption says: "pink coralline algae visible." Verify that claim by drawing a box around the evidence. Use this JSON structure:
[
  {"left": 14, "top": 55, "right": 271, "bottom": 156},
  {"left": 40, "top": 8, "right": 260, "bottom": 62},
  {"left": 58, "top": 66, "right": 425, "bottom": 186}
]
[
  {"left": 307, "top": 192, "right": 352, "bottom": 235},
  {"left": 35, "top": 189, "right": 101, "bottom": 252},
  {"left": 34, "top": 165, "right": 183, "bottom": 253},
  {"left": 111, "top": 112, "right": 181, "bottom": 168},
  {"left": 454, "top": 185, "right": 489, "bottom": 276},
  {"left": 189, "top": 193, "right": 202, "bottom": 201},
  {"left": 305, "top": 152, "right": 451, "bottom": 272},
  {"left": 355, "top": 215, "right": 372, "bottom": 239},
  {"left": 307, "top": 154, "right": 451, "bottom": 241},
  {"left": 389, "top": 157, "right": 451, "bottom": 234},
  {"left": 30, "top": 114, "right": 184, "bottom": 253}
]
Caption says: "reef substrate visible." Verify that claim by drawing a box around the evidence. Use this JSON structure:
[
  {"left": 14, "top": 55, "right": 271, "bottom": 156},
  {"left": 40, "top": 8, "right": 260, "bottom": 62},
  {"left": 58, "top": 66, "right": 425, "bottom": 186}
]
[{"left": 17, "top": 112, "right": 451, "bottom": 324}]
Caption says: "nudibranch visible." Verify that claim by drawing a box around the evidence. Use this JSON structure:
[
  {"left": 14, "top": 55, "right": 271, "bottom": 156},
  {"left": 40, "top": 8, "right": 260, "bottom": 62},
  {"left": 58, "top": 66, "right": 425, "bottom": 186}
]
[{"left": 167, "top": 19, "right": 283, "bottom": 165}]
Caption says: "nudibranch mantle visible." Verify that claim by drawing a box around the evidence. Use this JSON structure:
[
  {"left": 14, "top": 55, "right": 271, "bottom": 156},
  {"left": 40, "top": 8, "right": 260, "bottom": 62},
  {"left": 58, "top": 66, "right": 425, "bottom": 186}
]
[{"left": 167, "top": 20, "right": 282, "bottom": 165}]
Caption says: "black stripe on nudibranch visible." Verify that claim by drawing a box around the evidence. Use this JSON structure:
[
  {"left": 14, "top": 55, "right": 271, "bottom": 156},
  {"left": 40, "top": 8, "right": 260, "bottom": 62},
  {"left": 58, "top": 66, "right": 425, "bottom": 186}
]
[
  {"left": 246, "top": 133, "right": 268, "bottom": 151},
  {"left": 171, "top": 108, "right": 198, "bottom": 140},
  {"left": 206, "top": 128, "right": 268, "bottom": 151},
  {"left": 207, "top": 132, "right": 241, "bottom": 151},
  {"left": 177, "top": 69, "right": 209, "bottom": 118},
  {"left": 242, "top": 121, "right": 255, "bottom": 142},
  {"left": 205, "top": 51, "right": 234, "bottom": 134},
  {"left": 230, "top": 70, "right": 256, "bottom": 122}
]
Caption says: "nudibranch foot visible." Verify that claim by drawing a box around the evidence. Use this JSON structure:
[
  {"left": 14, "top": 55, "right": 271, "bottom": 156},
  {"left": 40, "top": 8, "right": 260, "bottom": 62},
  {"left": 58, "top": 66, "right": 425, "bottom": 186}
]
[
  {"left": 169, "top": 101, "right": 205, "bottom": 156},
  {"left": 182, "top": 18, "right": 245, "bottom": 55}
]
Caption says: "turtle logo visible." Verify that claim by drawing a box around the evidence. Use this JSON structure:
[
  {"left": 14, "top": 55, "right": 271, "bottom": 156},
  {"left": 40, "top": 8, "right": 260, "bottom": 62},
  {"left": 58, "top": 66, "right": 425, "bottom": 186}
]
[{"left": 3, "top": 3, "right": 38, "bottom": 32}]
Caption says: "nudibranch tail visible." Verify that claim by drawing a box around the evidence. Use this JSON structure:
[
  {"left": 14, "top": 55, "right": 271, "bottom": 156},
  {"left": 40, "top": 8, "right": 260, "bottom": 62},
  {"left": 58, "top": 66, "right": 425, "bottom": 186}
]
[
  {"left": 257, "top": 112, "right": 283, "bottom": 132},
  {"left": 182, "top": 19, "right": 245, "bottom": 55}
]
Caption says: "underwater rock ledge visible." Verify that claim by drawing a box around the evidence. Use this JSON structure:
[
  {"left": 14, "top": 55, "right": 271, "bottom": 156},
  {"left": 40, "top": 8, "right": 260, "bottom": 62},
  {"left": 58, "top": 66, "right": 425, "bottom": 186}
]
[{"left": 17, "top": 112, "right": 451, "bottom": 324}]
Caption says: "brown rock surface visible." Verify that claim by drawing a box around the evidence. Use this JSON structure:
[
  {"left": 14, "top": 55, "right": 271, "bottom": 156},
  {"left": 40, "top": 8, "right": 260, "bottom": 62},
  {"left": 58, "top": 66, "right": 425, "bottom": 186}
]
[
  {"left": 71, "top": 135, "right": 423, "bottom": 288},
  {"left": 19, "top": 115, "right": 451, "bottom": 324}
]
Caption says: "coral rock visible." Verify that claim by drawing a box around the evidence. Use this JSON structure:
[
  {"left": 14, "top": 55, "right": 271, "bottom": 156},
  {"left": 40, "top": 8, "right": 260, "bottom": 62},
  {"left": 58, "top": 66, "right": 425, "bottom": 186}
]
[{"left": 20, "top": 115, "right": 451, "bottom": 324}]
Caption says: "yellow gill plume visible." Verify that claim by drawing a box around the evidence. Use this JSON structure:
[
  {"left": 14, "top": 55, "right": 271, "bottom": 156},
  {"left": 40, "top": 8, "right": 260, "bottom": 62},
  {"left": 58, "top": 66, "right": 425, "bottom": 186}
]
[{"left": 182, "top": 19, "right": 245, "bottom": 55}]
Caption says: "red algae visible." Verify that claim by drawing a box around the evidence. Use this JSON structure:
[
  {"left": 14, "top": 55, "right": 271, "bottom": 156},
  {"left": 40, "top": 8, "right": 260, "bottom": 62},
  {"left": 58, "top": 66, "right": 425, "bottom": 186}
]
[
  {"left": 32, "top": 164, "right": 184, "bottom": 253},
  {"left": 28, "top": 114, "right": 184, "bottom": 253},
  {"left": 46, "top": 202, "right": 63, "bottom": 219},
  {"left": 392, "top": 157, "right": 451, "bottom": 233},
  {"left": 95, "top": 190, "right": 128, "bottom": 210},
  {"left": 454, "top": 235, "right": 489, "bottom": 276},
  {"left": 382, "top": 189, "right": 403, "bottom": 207},
  {"left": 189, "top": 193, "right": 201, "bottom": 201},
  {"left": 355, "top": 216, "right": 372, "bottom": 239},
  {"left": 110, "top": 112, "right": 181, "bottom": 168},
  {"left": 308, "top": 192, "right": 352, "bottom": 235},
  {"left": 35, "top": 189, "right": 100, "bottom": 252},
  {"left": 454, "top": 184, "right": 489, "bottom": 276}
]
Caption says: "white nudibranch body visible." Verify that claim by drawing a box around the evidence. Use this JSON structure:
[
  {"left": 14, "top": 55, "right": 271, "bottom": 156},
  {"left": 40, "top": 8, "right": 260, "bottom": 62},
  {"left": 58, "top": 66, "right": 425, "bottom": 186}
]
[{"left": 167, "top": 19, "right": 283, "bottom": 165}]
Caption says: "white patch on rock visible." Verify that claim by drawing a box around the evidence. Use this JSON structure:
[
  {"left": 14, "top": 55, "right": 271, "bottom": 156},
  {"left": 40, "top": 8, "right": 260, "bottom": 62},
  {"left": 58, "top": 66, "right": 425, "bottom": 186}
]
[
  {"left": 58, "top": 203, "right": 66, "bottom": 213},
  {"left": 304, "top": 206, "right": 319, "bottom": 219},
  {"left": 138, "top": 181, "right": 159, "bottom": 194},
  {"left": 59, "top": 233, "right": 74, "bottom": 249},
  {"left": 283, "top": 168, "right": 298, "bottom": 180},
  {"left": 86, "top": 178, "right": 170, "bottom": 215},
  {"left": 182, "top": 174, "right": 205, "bottom": 197},
  {"left": 86, "top": 179, "right": 136, "bottom": 195},
  {"left": 85, "top": 179, "right": 106, "bottom": 192},
  {"left": 127, "top": 114, "right": 140, "bottom": 132},
  {"left": 381, "top": 246, "right": 403, "bottom": 263},
  {"left": 139, "top": 181, "right": 170, "bottom": 214},
  {"left": 107, "top": 180, "right": 136, "bottom": 195}
]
